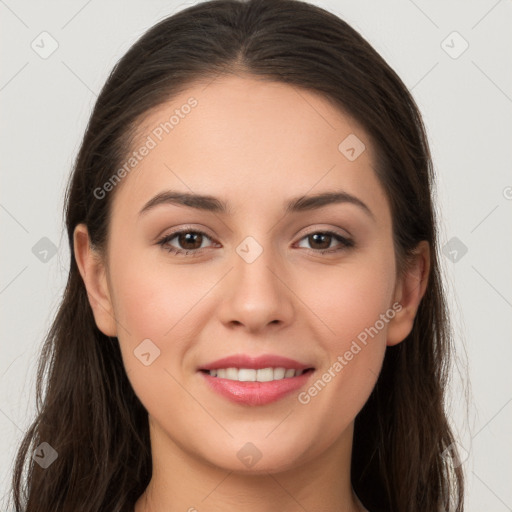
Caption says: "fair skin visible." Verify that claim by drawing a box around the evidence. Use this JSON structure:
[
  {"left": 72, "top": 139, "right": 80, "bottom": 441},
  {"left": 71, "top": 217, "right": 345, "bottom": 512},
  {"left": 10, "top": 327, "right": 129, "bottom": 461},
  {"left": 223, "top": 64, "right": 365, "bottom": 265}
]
[{"left": 74, "top": 74, "right": 429, "bottom": 512}]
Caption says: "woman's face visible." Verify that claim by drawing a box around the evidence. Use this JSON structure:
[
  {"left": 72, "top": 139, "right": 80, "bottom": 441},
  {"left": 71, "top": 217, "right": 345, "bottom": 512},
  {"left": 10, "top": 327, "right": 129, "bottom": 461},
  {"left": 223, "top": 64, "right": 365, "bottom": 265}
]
[{"left": 81, "top": 74, "right": 416, "bottom": 474}]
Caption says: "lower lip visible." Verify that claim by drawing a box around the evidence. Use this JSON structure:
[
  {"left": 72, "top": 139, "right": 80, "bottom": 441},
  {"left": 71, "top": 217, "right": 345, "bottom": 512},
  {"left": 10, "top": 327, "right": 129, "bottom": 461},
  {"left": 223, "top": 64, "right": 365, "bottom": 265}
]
[{"left": 199, "top": 369, "right": 315, "bottom": 406}]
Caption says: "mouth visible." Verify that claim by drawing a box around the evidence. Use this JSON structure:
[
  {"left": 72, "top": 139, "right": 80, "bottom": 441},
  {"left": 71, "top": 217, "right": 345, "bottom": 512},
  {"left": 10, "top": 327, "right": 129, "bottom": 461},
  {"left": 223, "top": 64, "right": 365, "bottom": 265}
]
[
  {"left": 199, "top": 367, "right": 315, "bottom": 382},
  {"left": 197, "top": 354, "right": 316, "bottom": 406}
]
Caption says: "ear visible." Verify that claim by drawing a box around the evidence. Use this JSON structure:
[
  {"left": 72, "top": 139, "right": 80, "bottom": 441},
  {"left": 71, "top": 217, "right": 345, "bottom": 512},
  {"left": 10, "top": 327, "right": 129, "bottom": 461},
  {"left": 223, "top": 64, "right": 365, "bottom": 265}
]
[
  {"left": 386, "top": 240, "right": 430, "bottom": 346},
  {"left": 73, "top": 223, "right": 118, "bottom": 337}
]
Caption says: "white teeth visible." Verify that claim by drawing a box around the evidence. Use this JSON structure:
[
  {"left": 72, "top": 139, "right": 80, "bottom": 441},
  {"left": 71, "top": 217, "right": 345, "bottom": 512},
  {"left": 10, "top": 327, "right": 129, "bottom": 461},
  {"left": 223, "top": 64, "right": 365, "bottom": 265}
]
[
  {"left": 256, "top": 368, "right": 274, "bottom": 382},
  {"left": 273, "top": 367, "right": 286, "bottom": 379},
  {"left": 238, "top": 368, "right": 256, "bottom": 381},
  {"left": 226, "top": 367, "right": 238, "bottom": 380},
  {"left": 206, "top": 366, "right": 309, "bottom": 381}
]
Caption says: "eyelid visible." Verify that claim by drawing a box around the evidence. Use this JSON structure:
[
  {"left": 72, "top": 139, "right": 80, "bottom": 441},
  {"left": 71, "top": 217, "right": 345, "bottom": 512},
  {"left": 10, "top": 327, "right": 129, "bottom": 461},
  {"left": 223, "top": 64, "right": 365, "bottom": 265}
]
[
  {"left": 297, "top": 224, "right": 352, "bottom": 239},
  {"left": 155, "top": 224, "right": 216, "bottom": 242},
  {"left": 294, "top": 229, "right": 354, "bottom": 252}
]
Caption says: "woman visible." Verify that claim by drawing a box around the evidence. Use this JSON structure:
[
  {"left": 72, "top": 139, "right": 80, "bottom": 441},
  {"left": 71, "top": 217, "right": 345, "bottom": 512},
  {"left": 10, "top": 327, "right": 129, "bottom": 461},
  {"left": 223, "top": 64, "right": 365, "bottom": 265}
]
[{"left": 10, "top": 0, "right": 465, "bottom": 510}]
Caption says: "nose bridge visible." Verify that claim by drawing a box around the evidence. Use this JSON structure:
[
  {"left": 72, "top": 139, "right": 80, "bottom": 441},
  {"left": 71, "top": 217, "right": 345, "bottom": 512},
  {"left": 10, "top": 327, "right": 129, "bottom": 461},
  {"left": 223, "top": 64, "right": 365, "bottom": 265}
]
[
  {"left": 218, "top": 232, "right": 294, "bottom": 330},
  {"left": 234, "top": 233, "right": 282, "bottom": 300}
]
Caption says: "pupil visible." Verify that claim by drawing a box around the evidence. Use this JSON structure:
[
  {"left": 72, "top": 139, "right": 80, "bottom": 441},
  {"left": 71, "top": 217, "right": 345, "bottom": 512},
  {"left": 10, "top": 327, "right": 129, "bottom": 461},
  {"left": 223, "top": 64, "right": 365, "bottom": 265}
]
[
  {"left": 311, "top": 233, "right": 330, "bottom": 250},
  {"left": 180, "top": 232, "right": 201, "bottom": 250}
]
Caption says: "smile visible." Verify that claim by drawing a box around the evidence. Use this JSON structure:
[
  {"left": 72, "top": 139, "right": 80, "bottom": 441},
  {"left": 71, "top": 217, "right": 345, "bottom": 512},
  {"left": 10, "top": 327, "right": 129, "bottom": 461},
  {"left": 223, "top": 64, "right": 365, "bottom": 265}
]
[
  {"left": 201, "top": 367, "right": 311, "bottom": 381},
  {"left": 199, "top": 368, "right": 316, "bottom": 406}
]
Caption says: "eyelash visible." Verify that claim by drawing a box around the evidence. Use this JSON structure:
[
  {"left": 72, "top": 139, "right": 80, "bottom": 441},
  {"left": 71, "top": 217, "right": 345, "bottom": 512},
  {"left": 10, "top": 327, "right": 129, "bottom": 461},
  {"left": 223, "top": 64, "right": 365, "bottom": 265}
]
[{"left": 156, "top": 227, "right": 355, "bottom": 257}]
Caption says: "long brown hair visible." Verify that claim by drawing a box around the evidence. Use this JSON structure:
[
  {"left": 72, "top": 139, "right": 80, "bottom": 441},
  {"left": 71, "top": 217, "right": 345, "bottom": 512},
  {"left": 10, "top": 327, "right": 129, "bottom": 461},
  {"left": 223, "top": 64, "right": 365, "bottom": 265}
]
[{"left": 9, "top": 0, "right": 465, "bottom": 510}]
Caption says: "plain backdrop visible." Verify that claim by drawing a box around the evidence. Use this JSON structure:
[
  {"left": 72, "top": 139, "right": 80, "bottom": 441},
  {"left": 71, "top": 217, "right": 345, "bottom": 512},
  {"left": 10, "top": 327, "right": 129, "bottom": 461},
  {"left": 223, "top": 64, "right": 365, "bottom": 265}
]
[{"left": 1, "top": 1, "right": 511, "bottom": 510}]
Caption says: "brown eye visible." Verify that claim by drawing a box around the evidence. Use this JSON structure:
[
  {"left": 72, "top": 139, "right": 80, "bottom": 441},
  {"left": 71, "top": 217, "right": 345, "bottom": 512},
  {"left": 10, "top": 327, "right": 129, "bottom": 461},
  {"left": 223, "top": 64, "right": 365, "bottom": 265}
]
[
  {"left": 157, "top": 229, "right": 217, "bottom": 256},
  {"left": 176, "top": 232, "right": 204, "bottom": 250},
  {"left": 296, "top": 231, "right": 354, "bottom": 254},
  {"left": 307, "top": 232, "right": 333, "bottom": 250}
]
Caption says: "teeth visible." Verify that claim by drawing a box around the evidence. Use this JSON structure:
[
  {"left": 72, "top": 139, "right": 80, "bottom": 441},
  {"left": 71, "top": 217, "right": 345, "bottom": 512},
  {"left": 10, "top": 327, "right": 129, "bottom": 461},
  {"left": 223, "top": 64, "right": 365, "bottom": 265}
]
[
  {"left": 239, "top": 368, "right": 256, "bottom": 381},
  {"left": 273, "top": 367, "right": 286, "bottom": 380},
  {"left": 226, "top": 367, "right": 238, "bottom": 380},
  {"left": 206, "top": 367, "right": 308, "bottom": 381}
]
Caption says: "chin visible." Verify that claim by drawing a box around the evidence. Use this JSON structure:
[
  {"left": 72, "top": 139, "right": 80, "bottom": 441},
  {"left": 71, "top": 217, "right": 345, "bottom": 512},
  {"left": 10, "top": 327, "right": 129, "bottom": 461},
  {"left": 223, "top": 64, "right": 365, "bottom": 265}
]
[{"left": 200, "top": 440, "right": 310, "bottom": 476}]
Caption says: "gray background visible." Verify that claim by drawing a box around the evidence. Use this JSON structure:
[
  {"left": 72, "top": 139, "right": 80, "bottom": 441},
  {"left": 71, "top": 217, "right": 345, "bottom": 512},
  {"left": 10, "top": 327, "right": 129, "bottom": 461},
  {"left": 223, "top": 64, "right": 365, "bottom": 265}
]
[{"left": 1, "top": 0, "right": 511, "bottom": 510}]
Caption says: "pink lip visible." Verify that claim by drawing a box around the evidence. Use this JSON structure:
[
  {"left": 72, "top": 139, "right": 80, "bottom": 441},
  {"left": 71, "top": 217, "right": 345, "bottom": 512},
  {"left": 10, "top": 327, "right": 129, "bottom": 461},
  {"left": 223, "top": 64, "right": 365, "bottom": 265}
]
[
  {"left": 197, "top": 353, "right": 316, "bottom": 406},
  {"left": 198, "top": 353, "right": 313, "bottom": 371},
  {"left": 199, "top": 370, "right": 315, "bottom": 406}
]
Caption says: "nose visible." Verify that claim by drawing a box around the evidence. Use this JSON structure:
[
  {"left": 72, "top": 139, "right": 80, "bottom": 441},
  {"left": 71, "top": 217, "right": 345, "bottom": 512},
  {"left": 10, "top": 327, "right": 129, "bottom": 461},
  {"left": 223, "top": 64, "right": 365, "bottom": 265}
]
[{"left": 216, "top": 241, "right": 295, "bottom": 334}]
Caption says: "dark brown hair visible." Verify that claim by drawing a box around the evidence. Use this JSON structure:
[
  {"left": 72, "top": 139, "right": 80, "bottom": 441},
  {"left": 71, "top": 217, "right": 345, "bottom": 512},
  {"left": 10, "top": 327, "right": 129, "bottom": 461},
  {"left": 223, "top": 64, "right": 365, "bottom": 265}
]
[{"left": 10, "top": 0, "right": 465, "bottom": 510}]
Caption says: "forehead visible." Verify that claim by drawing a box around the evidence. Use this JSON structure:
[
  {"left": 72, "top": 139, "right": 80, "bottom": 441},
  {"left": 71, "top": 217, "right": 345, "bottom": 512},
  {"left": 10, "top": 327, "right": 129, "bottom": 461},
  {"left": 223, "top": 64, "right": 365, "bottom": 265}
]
[{"left": 111, "top": 73, "right": 389, "bottom": 221}]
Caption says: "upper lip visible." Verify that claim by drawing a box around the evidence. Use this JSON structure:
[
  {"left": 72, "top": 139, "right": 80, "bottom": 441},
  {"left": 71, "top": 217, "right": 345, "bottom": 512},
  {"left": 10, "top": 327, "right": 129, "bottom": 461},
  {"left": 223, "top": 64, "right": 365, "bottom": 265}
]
[{"left": 198, "top": 354, "right": 315, "bottom": 371}]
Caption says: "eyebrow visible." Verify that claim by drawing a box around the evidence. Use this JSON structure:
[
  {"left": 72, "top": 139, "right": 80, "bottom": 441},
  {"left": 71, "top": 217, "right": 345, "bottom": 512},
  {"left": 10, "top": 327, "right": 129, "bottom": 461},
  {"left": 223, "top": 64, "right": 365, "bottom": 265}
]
[{"left": 138, "top": 189, "right": 375, "bottom": 220}]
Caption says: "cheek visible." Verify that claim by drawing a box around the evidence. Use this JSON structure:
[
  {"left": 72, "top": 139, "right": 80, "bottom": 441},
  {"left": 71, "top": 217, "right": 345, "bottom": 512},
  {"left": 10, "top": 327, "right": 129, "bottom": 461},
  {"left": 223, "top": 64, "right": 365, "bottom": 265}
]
[
  {"left": 106, "top": 245, "right": 209, "bottom": 377},
  {"left": 108, "top": 257, "right": 213, "bottom": 421},
  {"left": 110, "top": 249, "right": 213, "bottom": 340},
  {"left": 304, "top": 250, "right": 396, "bottom": 347},
  {"left": 294, "top": 250, "right": 395, "bottom": 415}
]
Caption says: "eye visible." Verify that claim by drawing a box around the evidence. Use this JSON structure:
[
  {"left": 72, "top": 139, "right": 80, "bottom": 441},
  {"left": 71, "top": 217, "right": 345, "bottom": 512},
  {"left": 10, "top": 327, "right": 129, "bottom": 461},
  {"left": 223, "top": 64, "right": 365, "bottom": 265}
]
[
  {"left": 156, "top": 228, "right": 218, "bottom": 256},
  {"left": 295, "top": 230, "right": 354, "bottom": 254}
]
